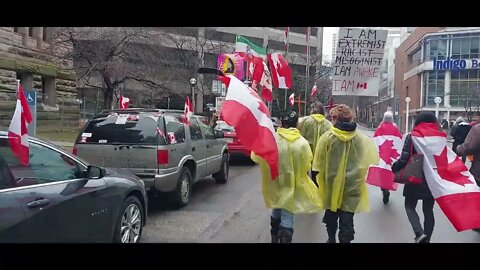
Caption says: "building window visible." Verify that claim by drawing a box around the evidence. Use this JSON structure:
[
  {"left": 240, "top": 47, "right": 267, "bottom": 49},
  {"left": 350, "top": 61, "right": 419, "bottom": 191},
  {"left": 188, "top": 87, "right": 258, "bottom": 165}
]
[
  {"left": 450, "top": 35, "right": 480, "bottom": 60},
  {"left": 426, "top": 38, "right": 447, "bottom": 61},
  {"left": 424, "top": 70, "right": 446, "bottom": 106},
  {"left": 450, "top": 67, "right": 480, "bottom": 107},
  {"left": 28, "top": 27, "right": 33, "bottom": 37},
  {"left": 13, "top": 27, "right": 18, "bottom": 33}
]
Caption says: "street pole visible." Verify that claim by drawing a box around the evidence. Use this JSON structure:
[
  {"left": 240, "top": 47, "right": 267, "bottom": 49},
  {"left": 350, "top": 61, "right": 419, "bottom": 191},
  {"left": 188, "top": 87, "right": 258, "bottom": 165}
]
[
  {"left": 190, "top": 78, "right": 197, "bottom": 113},
  {"left": 434, "top": 96, "right": 442, "bottom": 119},
  {"left": 405, "top": 97, "right": 411, "bottom": 134}
]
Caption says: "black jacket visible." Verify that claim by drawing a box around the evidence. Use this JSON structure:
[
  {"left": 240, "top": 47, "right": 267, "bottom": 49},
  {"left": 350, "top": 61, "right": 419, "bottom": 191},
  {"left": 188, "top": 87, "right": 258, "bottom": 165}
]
[
  {"left": 391, "top": 134, "right": 433, "bottom": 200},
  {"left": 451, "top": 123, "right": 472, "bottom": 152}
]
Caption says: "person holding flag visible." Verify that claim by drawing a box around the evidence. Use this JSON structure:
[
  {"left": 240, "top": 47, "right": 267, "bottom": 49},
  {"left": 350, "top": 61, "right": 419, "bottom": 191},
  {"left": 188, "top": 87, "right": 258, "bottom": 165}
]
[
  {"left": 391, "top": 112, "right": 437, "bottom": 243},
  {"left": 366, "top": 111, "right": 403, "bottom": 204},
  {"left": 313, "top": 104, "right": 378, "bottom": 243},
  {"left": 252, "top": 110, "right": 323, "bottom": 243}
]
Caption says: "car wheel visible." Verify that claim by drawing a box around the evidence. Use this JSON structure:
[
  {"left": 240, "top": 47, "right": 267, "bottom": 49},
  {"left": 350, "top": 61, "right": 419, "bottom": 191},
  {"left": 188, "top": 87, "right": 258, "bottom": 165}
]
[
  {"left": 114, "top": 196, "right": 144, "bottom": 243},
  {"left": 214, "top": 153, "right": 229, "bottom": 184},
  {"left": 170, "top": 167, "right": 192, "bottom": 208}
]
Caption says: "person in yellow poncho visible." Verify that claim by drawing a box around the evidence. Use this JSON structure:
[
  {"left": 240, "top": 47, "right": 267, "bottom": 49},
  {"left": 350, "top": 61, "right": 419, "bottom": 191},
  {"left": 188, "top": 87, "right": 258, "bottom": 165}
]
[
  {"left": 251, "top": 111, "right": 323, "bottom": 243},
  {"left": 313, "top": 104, "right": 379, "bottom": 243},
  {"left": 299, "top": 102, "right": 333, "bottom": 185}
]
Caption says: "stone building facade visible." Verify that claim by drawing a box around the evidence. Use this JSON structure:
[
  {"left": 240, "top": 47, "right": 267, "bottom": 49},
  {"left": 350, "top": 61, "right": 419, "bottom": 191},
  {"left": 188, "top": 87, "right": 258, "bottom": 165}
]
[{"left": 0, "top": 27, "right": 77, "bottom": 133}]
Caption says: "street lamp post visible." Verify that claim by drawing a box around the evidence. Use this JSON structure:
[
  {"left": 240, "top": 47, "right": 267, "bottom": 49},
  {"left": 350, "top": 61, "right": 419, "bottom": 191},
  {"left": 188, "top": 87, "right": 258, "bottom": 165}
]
[
  {"left": 405, "top": 97, "right": 411, "bottom": 134},
  {"left": 434, "top": 96, "right": 442, "bottom": 119},
  {"left": 190, "top": 78, "right": 197, "bottom": 112}
]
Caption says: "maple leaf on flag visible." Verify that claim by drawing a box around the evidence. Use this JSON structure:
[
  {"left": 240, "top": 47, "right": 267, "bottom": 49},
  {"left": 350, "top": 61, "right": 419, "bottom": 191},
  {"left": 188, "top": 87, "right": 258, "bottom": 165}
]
[
  {"left": 434, "top": 147, "right": 471, "bottom": 186},
  {"left": 379, "top": 139, "right": 400, "bottom": 165}
]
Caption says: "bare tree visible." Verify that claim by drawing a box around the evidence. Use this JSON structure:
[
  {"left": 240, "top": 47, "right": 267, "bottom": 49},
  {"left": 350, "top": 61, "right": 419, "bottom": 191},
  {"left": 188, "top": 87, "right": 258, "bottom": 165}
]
[
  {"left": 460, "top": 86, "right": 480, "bottom": 121},
  {"left": 53, "top": 27, "right": 186, "bottom": 109},
  {"left": 156, "top": 28, "right": 230, "bottom": 105}
]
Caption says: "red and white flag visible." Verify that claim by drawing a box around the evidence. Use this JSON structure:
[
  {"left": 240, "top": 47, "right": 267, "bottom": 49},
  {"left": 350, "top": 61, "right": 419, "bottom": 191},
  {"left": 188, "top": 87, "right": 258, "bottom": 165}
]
[
  {"left": 219, "top": 75, "right": 279, "bottom": 179},
  {"left": 412, "top": 122, "right": 480, "bottom": 231},
  {"left": 252, "top": 59, "right": 273, "bottom": 101},
  {"left": 268, "top": 53, "right": 292, "bottom": 89},
  {"left": 366, "top": 122, "right": 403, "bottom": 191},
  {"left": 119, "top": 95, "right": 130, "bottom": 109},
  {"left": 8, "top": 82, "right": 33, "bottom": 166},
  {"left": 311, "top": 84, "right": 318, "bottom": 97},
  {"left": 184, "top": 96, "right": 194, "bottom": 125},
  {"left": 288, "top": 93, "right": 295, "bottom": 106}
]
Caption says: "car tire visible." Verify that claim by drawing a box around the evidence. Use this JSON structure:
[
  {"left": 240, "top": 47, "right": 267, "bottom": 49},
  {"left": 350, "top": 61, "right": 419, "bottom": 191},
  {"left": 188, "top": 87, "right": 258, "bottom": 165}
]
[
  {"left": 169, "top": 167, "right": 193, "bottom": 208},
  {"left": 214, "top": 153, "right": 229, "bottom": 184},
  {"left": 113, "top": 196, "right": 144, "bottom": 243}
]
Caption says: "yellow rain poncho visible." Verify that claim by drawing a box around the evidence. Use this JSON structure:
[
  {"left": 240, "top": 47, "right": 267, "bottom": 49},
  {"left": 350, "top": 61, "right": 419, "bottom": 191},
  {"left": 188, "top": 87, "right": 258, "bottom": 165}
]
[
  {"left": 251, "top": 127, "right": 323, "bottom": 214},
  {"left": 313, "top": 127, "right": 379, "bottom": 213},
  {"left": 299, "top": 114, "right": 333, "bottom": 153}
]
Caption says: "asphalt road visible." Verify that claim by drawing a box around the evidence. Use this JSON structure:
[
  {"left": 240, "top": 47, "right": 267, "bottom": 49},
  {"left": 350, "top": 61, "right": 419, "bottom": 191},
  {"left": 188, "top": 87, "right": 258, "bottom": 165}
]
[{"left": 141, "top": 126, "right": 480, "bottom": 243}]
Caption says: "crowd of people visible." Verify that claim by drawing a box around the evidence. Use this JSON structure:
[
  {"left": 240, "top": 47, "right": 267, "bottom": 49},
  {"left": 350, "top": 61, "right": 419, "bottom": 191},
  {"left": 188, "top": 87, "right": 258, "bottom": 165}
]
[{"left": 252, "top": 102, "right": 480, "bottom": 244}]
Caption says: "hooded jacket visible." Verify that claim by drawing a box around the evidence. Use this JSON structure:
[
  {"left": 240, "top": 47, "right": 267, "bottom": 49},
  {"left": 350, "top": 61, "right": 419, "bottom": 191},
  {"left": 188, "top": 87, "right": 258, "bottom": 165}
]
[
  {"left": 299, "top": 114, "right": 333, "bottom": 154},
  {"left": 312, "top": 122, "right": 379, "bottom": 213},
  {"left": 251, "top": 127, "right": 323, "bottom": 214}
]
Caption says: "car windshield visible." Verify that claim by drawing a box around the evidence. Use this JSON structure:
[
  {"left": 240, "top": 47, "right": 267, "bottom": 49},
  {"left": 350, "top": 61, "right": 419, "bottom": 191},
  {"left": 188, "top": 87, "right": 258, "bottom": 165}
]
[{"left": 215, "top": 121, "right": 235, "bottom": 132}]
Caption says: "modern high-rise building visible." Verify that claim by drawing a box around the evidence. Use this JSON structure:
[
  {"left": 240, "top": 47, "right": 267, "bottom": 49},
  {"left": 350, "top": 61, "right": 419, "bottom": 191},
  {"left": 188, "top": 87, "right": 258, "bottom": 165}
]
[{"left": 332, "top": 32, "right": 338, "bottom": 58}]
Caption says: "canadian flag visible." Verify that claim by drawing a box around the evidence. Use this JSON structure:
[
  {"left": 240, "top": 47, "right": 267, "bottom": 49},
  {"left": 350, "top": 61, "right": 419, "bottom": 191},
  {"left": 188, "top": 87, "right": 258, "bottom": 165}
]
[
  {"left": 184, "top": 96, "right": 194, "bottom": 125},
  {"left": 252, "top": 58, "right": 273, "bottom": 101},
  {"left": 412, "top": 122, "right": 480, "bottom": 231},
  {"left": 289, "top": 93, "right": 295, "bottom": 106},
  {"left": 8, "top": 83, "right": 33, "bottom": 166},
  {"left": 366, "top": 122, "right": 403, "bottom": 191},
  {"left": 219, "top": 75, "right": 279, "bottom": 179},
  {"left": 311, "top": 84, "right": 318, "bottom": 97},
  {"left": 119, "top": 95, "right": 130, "bottom": 109},
  {"left": 267, "top": 53, "right": 292, "bottom": 89}
]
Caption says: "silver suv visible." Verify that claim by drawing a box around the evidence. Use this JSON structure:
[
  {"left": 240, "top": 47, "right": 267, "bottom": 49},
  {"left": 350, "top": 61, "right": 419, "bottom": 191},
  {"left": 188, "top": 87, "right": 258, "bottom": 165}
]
[{"left": 73, "top": 109, "right": 229, "bottom": 207}]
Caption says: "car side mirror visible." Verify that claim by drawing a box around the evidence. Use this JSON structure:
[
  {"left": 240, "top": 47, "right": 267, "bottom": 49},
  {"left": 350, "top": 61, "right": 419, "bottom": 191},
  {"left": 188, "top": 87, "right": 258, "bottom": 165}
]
[
  {"left": 215, "top": 130, "right": 224, "bottom": 139},
  {"left": 87, "top": 165, "right": 106, "bottom": 179}
]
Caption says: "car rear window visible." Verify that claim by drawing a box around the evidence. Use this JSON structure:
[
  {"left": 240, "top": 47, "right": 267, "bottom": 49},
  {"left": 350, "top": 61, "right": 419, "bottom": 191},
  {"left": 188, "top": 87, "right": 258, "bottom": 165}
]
[
  {"left": 216, "top": 121, "right": 235, "bottom": 132},
  {"left": 78, "top": 113, "right": 165, "bottom": 145}
]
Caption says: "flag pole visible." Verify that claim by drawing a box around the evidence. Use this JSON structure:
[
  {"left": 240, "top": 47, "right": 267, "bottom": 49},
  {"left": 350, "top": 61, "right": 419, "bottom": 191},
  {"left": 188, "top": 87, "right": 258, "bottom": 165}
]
[
  {"left": 304, "top": 27, "right": 310, "bottom": 116},
  {"left": 16, "top": 79, "right": 20, "bottom": 94},
  {"left": 284, "top": 27, "right": 289, "bottom": 111}
]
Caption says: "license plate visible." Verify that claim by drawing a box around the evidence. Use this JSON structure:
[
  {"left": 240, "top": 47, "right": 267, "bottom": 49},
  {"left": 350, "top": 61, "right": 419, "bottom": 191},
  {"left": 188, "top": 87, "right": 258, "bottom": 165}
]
[{"left": 225, "top": 138, "right": 234, "bottom": 143}]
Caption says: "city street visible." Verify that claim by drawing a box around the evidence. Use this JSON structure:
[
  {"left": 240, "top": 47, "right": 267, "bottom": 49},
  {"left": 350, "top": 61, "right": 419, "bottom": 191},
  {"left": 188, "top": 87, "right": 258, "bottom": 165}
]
[{"left": 142, "top": 126, "right": 480, "bottom": 243}]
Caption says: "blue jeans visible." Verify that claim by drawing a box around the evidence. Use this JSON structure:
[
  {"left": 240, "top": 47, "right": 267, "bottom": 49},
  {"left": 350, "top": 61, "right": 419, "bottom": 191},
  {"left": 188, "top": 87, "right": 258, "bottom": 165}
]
[{"left": 271, "top": 209, "right": 294, "bottom": 229}]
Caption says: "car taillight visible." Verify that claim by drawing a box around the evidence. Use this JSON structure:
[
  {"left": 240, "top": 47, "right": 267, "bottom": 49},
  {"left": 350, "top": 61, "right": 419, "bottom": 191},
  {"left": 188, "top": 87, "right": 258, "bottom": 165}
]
[
  {"left": 72, "top": 147, "right": 78, "bottom": 156},
  {"left": 157, "top": 149, "right": 168, "bottom": 165}
]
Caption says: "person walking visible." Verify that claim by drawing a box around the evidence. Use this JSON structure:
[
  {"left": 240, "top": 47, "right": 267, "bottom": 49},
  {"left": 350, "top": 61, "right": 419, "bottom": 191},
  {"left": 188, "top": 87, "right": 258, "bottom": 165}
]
[
  {"left": 451, "top": 117, "right": 472, "bottom": 163},
  {"left": 313, "top": 104, "right": 378, "bottom": 243},
  {"left": 251, "top": 111, "right": 323, "bottom": 243},
  {"left": 457, "top": 123, "right": 480, "bottom": 184},
  {"left": 299, "top": 101, "right": 332, "bottom": 185},
  {"left": 392, "top": 111, "right": 438, "bottom": 243},
  {"left": 373, "top": 111, "right": 402, "bottom": 204}
]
